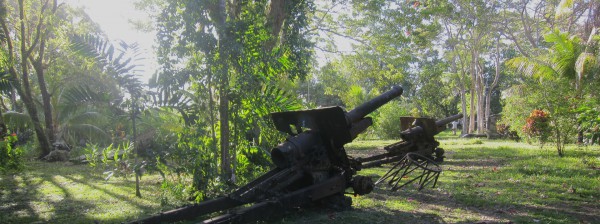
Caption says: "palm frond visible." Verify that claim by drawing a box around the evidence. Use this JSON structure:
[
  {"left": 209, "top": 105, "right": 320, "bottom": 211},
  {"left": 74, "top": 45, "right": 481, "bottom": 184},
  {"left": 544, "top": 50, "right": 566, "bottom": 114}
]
[
  {"left": 55, "top": 86, "right": 113, "bottom": 125},
  {"left": 0, "top": 74, "right": 13, "bottom": 95},
  {"left": 544, "top": 30, "right": 581, "bottom": 80},
  {"left": 70, "top": 34, "right": 144, "bottom": 95},
  {"left": 70, "top": 34, "right": 109, "bottom": 66},
  {"left": 506, "top": 56, "right": 557, "bottom": 81},
  {"left": 3, "top": 111, "right": 32, "bottom": 130},
  {"left": 62, "top": 85, "right": 110, "bottom": 106},
  {"left": 251, "top": 85, "right": 301, "bottom": 117},
  {"left": 65, "top": 111, "right": 106, "bottom": 124},
  {"left": 64, "top": 124, "right": 111, "bottom": 142}
]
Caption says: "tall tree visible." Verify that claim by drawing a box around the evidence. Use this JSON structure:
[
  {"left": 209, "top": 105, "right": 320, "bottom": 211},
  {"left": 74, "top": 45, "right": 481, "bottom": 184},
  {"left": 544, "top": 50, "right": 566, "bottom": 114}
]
[
  {"left": 144, "top": 0, "right": 313, "bottom": 183},
  {"left": 0, "top": 0, "right": 59, "bottom": 156},
  {"left": 0, "top": 0, "right": 105, "bottom": 157},
  {"left": 317, "top": 1, "right": 447, "bottom": 114}
]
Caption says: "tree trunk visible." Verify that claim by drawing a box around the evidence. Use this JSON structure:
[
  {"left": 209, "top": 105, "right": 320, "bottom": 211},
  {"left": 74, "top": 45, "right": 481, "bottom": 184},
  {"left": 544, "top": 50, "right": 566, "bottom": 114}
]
[
  {"left": 455, "top": 59, "right": 471, "bottom": 135},
  {"left": 31, "top": 41, "right": 55, "bottom": 145},
  {"left": 469, "top": 60, "right": 476, "bottom": 134},
  {"left": 0, "top": 109, "right": 7, "bottom": 137},
  {"left": 19, "top": 61, "right": 52, "bottom": 157},
  {"left": 208, "top": 71, "right": 219, "bottom": 179},
  {"left": 132, "top": 102, "right": 141, "bottom": 198},
  {"left": 219, "top": 75, "right": 231, "bottom": 182},
  {"left": 555, "top": 127, "right": 563, "bottom": 157},
  {"left": 460, "top": 87, "right": 468, "bottom": 135},
  {"left": 486, "top": 38, "right": 501, "bottom": 134},
  {"left": 16, "top": 0, "right": 52, "bottom": 157},
  {"left": 265, "top": 0, "right": 286, "bottom": 51},
  {"left": 475, "top": 53, "right": 486, "bottom": 134},
  {"left": 215, "top": 0, "right": 232, "bottom": 183}
]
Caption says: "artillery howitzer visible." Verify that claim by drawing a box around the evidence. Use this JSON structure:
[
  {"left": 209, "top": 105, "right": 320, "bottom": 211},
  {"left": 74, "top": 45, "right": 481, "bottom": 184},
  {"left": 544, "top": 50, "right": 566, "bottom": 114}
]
[
  {"left": 131, "top": 86, "right": 403, "bottom": 223},
  {"left": 357, "top": 114, "right": 463, "bottom": 191}
]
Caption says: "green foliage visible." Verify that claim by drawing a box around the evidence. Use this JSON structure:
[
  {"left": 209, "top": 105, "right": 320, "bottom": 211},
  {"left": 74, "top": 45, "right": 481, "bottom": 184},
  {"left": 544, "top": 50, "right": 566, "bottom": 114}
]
[
  {"left": 373, "top": 101, "right": 411, "bottom": 139},
  {"left": 144, "top": 0, "right": 314, "bottom": 197},
  {"left": 166, "top": 127, "right": 223, "bottom": 201},
  {"left": 505, "top": 29, "right": 598, "bottom": 156},
  {"left": 575, "top": 98, "right": 600, "bottom": 137},
  {"left": 102, "top": 142, "right": 134, "bottom": 180},
  {"left": 84, "top": 142, "right": 135, "bottom": 180},
  {"left": 0, "top": 133, "right": 22, "bottom": 172},
  {"left": 84, "top": 143, "right": 100, "bottom": 168}
]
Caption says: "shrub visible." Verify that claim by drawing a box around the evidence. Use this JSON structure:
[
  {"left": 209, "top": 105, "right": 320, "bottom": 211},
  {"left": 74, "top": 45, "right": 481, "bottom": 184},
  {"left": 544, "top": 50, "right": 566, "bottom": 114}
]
[
  {"left": 0, "top": 133, "right": 23, "bottom": 173},
  {"left": 523, "top": 109, "right": 551, "bottom": 147},
  {"left": 496, "top": 124, "right": 521, "bottom": 141},
  {"left": 373, "top": 101, "right": 410, "bottom": 139},
  {"left": 84, "top": 143, "right": 100, "bottom": 168}
]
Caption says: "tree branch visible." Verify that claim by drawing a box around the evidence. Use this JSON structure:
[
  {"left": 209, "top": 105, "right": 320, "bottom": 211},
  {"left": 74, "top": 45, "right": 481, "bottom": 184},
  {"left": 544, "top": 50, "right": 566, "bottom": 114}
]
[{"left": 25, "top": 0, "right": 49, "bottom": 56}]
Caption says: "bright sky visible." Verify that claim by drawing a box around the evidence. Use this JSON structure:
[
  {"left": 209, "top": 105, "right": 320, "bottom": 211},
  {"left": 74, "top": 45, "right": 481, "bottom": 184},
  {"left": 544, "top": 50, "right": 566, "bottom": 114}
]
[
  {"left": 61, "top": 0, "right": 158, "bottom": 82},
  {"left": 59, "top": 0, "right": 351, "bottom": 81}
]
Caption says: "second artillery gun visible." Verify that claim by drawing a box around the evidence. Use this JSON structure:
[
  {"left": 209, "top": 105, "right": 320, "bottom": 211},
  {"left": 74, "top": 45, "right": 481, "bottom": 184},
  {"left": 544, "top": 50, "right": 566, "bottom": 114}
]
[{"left": 357, "top": 114, "right": 463, "bottom": 191}]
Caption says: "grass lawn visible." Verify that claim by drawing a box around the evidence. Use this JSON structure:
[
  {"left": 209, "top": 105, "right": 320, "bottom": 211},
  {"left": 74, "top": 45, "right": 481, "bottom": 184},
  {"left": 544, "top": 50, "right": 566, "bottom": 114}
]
[
  {"left": 2, "top": 132, "right": 600, "bottom": 223},
  {"left": 283, "top": 132, "right": 600, "bottom": 224},
  {"left": 0, "top": 161, "right": 184, "bottom": 223}
]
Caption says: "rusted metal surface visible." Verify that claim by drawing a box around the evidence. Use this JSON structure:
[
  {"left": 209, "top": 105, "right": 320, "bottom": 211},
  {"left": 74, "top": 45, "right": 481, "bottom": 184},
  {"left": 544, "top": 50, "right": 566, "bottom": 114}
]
[
  {"left": 357, "top": 114, "right": 462, "bottom": 191},
  {"left": 376, "top": 152, "right": 442, "bottom": 191},
  {"left": 359, "top": 114, "right": 463, "bottom": 169}
]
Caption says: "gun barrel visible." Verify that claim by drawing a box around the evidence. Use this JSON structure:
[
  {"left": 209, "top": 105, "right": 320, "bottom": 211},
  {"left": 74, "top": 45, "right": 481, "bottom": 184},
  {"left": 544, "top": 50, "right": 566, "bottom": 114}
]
[
  {"left": 346, "top": 86, "right": 403, "bottom": 123},
  {"left": 435, "top": 114, "right": 463, "bottom": 127},
  {"left": 399, "top": 114, "right": 464, "bottom": 140}
]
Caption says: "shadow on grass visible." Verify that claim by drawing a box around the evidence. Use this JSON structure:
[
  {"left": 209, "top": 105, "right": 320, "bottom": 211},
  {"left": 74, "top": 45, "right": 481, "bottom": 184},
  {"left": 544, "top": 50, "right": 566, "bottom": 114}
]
[
  {"left": 43, "top": 177, "right": 98, "bottom": 223},
  {"left": 344, "top": 140, "right": 600, "bottom": 224},
  {"left": 278, "top": 205, "right": 448, "bottom": 224},
  {"left": 0, "top": 161, "right": 160, "bottom": 223},
  {"left": 382, "top": 184, "right": 600, "bottom": 224},
  {"left": 0, "top": 173, "right": 42, "bottom": 223},
  {"left": 0, "top": 165, "right": 110, "bottom": 223}
]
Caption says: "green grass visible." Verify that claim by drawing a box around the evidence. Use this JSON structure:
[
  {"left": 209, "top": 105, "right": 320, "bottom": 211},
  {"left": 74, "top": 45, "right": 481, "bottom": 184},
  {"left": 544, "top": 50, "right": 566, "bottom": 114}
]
[
  {"left": 283, "top": 132, "right": 600, "bottom": 224},
  {"left": 0, "top": 161, "right": 183, "bottom": 223},
  {"left": 2, "top": 133, "right": 600, "bottom": 223}
]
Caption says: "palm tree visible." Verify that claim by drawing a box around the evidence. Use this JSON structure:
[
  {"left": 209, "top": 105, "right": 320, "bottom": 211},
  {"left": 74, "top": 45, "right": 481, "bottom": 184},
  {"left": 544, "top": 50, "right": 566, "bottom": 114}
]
[
  {"left": 507, "top": 29, "right": 599, "bottom": 156},
  {"left": 70, "top": 34, "right": 146, "bottom": 197},
  {"left": 2, "top": 84, "right": 117, "bottom": 148}
]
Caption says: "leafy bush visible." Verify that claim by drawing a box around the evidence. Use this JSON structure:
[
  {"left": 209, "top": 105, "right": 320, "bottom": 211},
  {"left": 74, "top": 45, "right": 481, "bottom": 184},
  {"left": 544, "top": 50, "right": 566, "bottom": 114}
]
[
  {"left": 523, "top": 109, "right": 551, "bottom": 146},
  {"left": 84, "top": 142, "right": 134, "bottom": 180},
  {"left": 84, "top": 143, "right": 100, "bottom": 168},
  {"left": 0, "top": 133, "right": 23, "bottom": 173},
  {"left": 496, "top": 123, "right": 521, "bottom": 141},
  {"left": 155, "top": 128, "right": 224, "bottom": 202},
  {"left": 102, "top": 142, "right": 134, "bottom": 180},
  {"left": 373, "top": 101, "right": 410, "bottom": 139}
]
